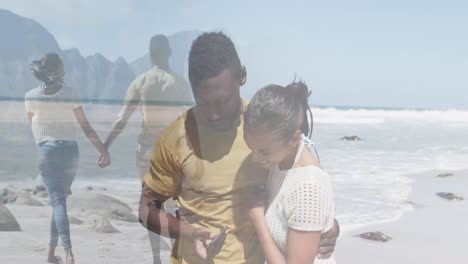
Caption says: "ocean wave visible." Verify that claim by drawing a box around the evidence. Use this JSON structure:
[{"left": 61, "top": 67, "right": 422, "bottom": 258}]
[{"left": 311, "top": 107, "right": 468, "bottom": 124}]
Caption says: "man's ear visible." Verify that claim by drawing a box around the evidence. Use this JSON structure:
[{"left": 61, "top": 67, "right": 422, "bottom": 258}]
[{"left": 240, "top": 65, "right": 247, "bottom": 86}]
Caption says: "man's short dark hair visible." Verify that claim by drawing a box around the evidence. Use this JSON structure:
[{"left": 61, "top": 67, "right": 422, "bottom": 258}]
[
  {"left": 188, "top": 32, "right": 242, "bottom": 87},
  {"left": 149, "top": 34, "right": 170, "bottom": 63}
]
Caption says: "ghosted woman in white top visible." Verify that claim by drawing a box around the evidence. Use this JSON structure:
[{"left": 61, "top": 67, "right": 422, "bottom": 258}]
[{"left": 25, "top": 53, "right": 110, "bottom": 264}]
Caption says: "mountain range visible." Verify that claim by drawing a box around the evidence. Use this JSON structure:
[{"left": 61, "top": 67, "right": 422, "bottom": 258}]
[{"left": 0, "top": 8, "right": 199, "bottom": 102}]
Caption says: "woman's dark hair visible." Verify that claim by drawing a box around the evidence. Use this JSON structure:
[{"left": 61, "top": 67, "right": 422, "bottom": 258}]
[
  {"left": 30, "top": 53, "right": 63, "bottom": 85},
  {"left": 244, "top": 81, "right": 313, "bottom": 143},
  {"left": 188, "top": 32, "right": 242, "bottom": 88}
]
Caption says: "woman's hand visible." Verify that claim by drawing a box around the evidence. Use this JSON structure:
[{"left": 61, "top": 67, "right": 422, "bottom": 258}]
[{"left": 97, "top": 150, "right": 111, "bottom": 168}]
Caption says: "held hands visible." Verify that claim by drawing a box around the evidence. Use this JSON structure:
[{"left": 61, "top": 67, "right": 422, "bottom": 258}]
[
  {"left": 97, "top": 150, "right": 111, "bottom": 168},
  {"left": 192, "top": 228, "right": 228, "bottom": 261}
]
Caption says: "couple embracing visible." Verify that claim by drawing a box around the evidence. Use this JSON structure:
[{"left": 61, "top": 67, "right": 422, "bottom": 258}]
[{"left": 139, "top": 32, "right": 339, "bottom": 264}]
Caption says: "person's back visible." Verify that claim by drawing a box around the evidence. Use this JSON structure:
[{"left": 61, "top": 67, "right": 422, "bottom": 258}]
[
  {"left": 104, "top": 34, "right": 193, "bottom": 264},
  {"left": 124, "top": 65, "right": 191, "bottom": 146},
  {"left": 25, "top": 84, "right": 80, "bottom": 144}
]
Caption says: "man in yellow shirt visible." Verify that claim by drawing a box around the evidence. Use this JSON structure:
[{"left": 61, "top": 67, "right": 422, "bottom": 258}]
[
  {"left": 139, "top": 32, "right": 338, "bottom": 264},
  {"left": 103, "top": 34, "right": 191, "bottom": 264}
]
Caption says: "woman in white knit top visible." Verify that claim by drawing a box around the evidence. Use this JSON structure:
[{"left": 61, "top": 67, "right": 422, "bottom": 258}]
[
  {"left": 244, "top": 81, "right": 336, "bottom": 264},
  {"left": 25, "top": 53, "right": 110, "bottom": 264}
]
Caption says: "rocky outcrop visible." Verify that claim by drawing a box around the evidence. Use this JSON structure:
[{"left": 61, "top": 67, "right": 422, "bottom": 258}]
[
  {"left": 436, "top": 192, "right": 464, "bottom": 201},
  {"left": 0, "top": 8, "right": 197, "bottom": 103},
  {"left": 353, "top": 231, "right": 391, "bottom": 242},
  {"left": 87, "top": 215, "right": 120, "bottom": 233},
  {"left": 0, "top": 204, "right": 21, "bottom": 231},
  {"left": 68, "top": 192, "right": 138, "bottom": 222},
  {"left": 68, "top": 215, "right": 84, "bottom": 225},
  {"left": 14, "top": 192, "right": 43, "bottom": 206},
  {"left": 33, "top": 175, "right": 46, "bottom": 194},
  {"left": 0, "top": 188, "right": 18, "bottom": 204},
  {"left": 436, "top": 173, "right": 453, "bottom": 178},
  {"left": 341, "top": 136, "right": 362, "bottom": 141}
]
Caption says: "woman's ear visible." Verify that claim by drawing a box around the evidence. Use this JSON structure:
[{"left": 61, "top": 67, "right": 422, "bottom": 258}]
[
  {"left": 290, "top": 130, "right": 301, "bottom": 146},
  {"left": 240, "top": 65, "right": 247, "bottom": 86}
]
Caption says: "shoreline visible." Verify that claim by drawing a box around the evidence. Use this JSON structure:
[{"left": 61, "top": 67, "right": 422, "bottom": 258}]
[{"left": 334, "top": 169, "right": 468, "bottom": 263}]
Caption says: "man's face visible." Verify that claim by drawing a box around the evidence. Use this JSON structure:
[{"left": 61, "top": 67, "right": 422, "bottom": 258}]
[{"left": 192, "top": 68, "right": 243, "bottom": 131}]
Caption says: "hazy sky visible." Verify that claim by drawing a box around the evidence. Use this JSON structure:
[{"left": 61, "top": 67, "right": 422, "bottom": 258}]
[{"left": 2, "top": 0, "right": 467, "bottom": 109}]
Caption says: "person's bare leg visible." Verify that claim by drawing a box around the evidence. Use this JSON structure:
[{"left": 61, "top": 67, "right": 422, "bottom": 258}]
[
  {"left": 64, "top": 248, "right": 74, "bottom": 264},
  {"left": 47, "top": 246, "right": 62, "bottom": 263}
]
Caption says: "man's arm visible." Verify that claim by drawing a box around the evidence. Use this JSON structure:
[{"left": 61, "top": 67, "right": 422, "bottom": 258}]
[
  {"left": 139, "top": 182, "right": 219, "bottom": 260},
  {"left": 104, "top": 104, "right": 137, "bottom": 149},
  {"left": 139, "top": 181, "right": 196, "bottom": 239},
  {"left": 318, "top": 218, "right": 340, "bottom": 258}
]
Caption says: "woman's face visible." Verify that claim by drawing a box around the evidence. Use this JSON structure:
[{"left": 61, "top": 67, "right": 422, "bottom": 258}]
[{"left": 243, "top": 126, "right": 300, "bottom": 169}]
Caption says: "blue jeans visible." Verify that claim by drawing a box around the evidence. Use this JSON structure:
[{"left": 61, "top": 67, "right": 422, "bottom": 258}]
[{"left": 37, "top": 140, "right": 79, "bottom": 249}]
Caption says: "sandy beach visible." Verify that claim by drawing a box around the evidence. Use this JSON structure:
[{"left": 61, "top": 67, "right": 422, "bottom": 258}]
[
  {"left": 335, "top": 169, "right": 468, "bottom": 263},
  {"left": 0, "top": 187, "right": 168, "bottom": 264},
  {"left": 2, "top": 169, "right": 467, "bottom": 263}
]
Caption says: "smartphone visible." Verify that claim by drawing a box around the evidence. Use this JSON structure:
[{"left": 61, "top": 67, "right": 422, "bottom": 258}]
[{"left": 210, "top": 226, "right": 229, "bottom": 247}]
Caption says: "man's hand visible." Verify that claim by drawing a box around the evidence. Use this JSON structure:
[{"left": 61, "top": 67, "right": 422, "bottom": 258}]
[
  {"left": 192, "top": 228, "right": 217, "bottom": 260},
  {"left": 318, "top": 218, "right": 339, "bottom": 258}
]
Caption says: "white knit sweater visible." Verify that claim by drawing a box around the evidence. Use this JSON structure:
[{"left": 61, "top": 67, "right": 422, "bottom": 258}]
[
  {"left": 264, "top": 164, "right": 336, "bottom": 263},
  {"left": 25, "top": 85, "right": 81, "bottom": 144}
]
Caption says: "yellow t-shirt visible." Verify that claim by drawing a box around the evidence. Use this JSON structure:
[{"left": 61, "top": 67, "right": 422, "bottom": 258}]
[
  {"left": 123, "top": 66, "right": 192, "bottom": 146},
  {"left": 144, "top": 98, "right": 268, "bottom": 264}
]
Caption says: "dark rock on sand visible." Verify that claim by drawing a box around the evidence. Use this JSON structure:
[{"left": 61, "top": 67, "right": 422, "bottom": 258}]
[
  {"left": 35, "top": 191, "right": 49, "bottom": 198},
  {"left": 353, "top": 231, "right": 391, "bottom": 242},
  {"left": 34, "top": 175, "right": 46, "bottom": 193},
  {"left": 14, "top": 192, "right": 44, "bottom": 206},
  {"left": 81, "top": 186, "right": 108, "bottom": 192},
  {"left": 82, "top": 186, "right": 93, "bottom": 191},
  {"left": 87, "top": 215, "right": 120, "bottom": 233},
  {"left": 436, "top": 192, "right": 464, "bottom": 201},
  {"left": 341, "top": 136, "right": 361, "bottom": 141},
  {"left": 0, "top": 188, "right": 18, "bottom": 204},
  {"left": 68, "top": 192, "right": 138, "bottom": 222},
  {"left": 436, "top": 173, "right": 454, "bottom": 178},
  {"left": 68, "top": 215, "right": 84, "bottom": 225},
  {"left": 0, "top": 204, "right": 22, "bottom": 231},
  {"left": 404, "top": 201, "right": 424, "bottom": 209}
]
